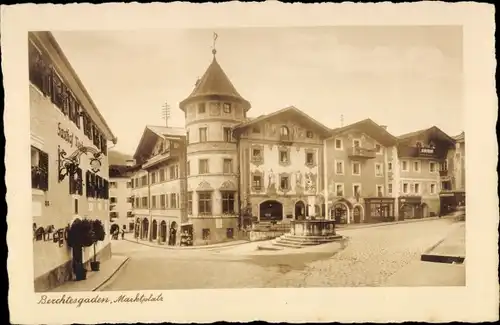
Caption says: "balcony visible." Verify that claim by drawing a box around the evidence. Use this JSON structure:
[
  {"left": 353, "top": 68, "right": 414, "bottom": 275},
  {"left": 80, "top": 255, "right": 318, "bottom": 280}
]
[
  {"left": 347, "top": 146, "right": 376, "bottom": 159},
  {"left": 398, "top": 145, "right": 442, "bottom": 159},
  {"left": 280, "top": 134, "right": 294, "bottom": 145},
  {"left": 142, "top": 151, "right": 173, "bottom": 169}
]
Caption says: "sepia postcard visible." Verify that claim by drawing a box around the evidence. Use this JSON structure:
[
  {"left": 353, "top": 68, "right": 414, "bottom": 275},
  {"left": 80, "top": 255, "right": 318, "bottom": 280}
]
[{"left": 2, "top": 2, "right": 498, "bottom": 324}]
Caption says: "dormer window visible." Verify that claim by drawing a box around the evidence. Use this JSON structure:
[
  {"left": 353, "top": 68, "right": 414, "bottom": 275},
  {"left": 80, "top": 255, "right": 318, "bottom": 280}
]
[{"left": 306, "top": 131, "right": 313, "bottom": 138}]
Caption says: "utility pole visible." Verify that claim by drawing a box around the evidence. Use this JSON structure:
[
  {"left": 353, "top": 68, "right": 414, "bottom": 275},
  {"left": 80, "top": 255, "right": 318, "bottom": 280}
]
[{"left": 162, "top": 101, "right": 171, "bottom": 127}]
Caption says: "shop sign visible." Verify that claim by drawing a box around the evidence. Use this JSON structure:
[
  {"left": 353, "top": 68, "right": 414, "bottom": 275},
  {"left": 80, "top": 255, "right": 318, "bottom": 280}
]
[
  {"left": 57, "top": 122, "right": 84, "bottom": 148},
  {"left": 418, "top": 147, "right": 436, "bottom": 157}
]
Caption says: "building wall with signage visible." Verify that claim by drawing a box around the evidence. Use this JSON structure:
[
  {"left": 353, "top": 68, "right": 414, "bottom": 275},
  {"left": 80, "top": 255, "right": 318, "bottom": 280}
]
[
  {"left": 30, "top": 84, "right": 111, "bottom": 291},
  {"left": 30, "top": 32, "right": 114, "bottom": 292}
]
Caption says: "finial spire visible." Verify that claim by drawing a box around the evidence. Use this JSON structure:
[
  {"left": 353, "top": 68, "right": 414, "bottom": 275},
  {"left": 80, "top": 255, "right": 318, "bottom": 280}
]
[{"left": 212, "top": 32, "right": 218, "bottom": 56}]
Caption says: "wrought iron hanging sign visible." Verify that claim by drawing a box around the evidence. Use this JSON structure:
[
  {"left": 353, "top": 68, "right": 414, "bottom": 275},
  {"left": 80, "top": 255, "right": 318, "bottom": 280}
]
[{"left": 58, "top": 145, "right": 103, "bottom": 182}]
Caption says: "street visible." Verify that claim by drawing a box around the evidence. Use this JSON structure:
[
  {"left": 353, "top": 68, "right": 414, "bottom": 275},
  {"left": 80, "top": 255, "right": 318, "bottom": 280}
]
[{"left": 100, "top": 218, "right": 464, "bottom": 290}]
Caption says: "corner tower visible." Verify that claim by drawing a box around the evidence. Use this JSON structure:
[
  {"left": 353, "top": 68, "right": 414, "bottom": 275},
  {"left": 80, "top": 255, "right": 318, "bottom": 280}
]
[{"left": 179, "top": 47, "right": 251, "bottom": 245}]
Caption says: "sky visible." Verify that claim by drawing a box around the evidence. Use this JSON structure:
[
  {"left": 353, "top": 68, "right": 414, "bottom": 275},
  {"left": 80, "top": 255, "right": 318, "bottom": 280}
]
[{"left": 52, "top": 26, "right": 463, "bottom": 155}]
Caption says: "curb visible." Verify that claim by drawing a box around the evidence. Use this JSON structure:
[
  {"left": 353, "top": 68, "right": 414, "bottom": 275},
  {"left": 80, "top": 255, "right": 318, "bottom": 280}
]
[
  {"left": 420, "top": 223, "right": 465, "bottom": 264},
  {"left": 337, "top": 216, "right": 444, "bottom": 231},
  {"left": 123, "top": 238, "right": 252, "bottom": 251},
  {"left": 92, "top": 256, "right": 130, "bottom": 291}
]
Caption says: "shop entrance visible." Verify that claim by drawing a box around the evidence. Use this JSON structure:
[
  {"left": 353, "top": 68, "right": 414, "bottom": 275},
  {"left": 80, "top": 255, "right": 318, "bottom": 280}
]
[{"left": 353, "top": 206, "right": 363, "bottom": 223}]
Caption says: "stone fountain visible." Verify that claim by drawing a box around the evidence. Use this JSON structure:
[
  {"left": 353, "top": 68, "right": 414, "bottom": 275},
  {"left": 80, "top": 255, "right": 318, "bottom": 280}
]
[{"left": 271, "top": 219, "right": 343, "bottom": 249}]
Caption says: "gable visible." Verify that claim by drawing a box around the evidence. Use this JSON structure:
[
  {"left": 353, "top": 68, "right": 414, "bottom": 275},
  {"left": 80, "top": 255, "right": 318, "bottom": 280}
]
[
  {"left": 330, "top": 119, "right": 397, "bottom": 147},
  {"left": 398, "top": 126, "right": 455, "bottom": 147},
  {"left": 133, "top": 127, "right": 163, "bottom": 163},
  {"left": 234, "top": 106, "right": 331, "bottom": 138}
]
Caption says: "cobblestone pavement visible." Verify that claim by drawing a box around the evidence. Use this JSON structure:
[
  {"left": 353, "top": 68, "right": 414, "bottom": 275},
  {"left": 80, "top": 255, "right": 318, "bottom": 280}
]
[{"left": 101, "top": 218, "right": 458, "bottom": 290}]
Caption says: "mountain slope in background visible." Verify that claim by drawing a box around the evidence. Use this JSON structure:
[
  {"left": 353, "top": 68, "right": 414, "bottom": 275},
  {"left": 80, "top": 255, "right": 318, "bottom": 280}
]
[{"left": 108, "top": 150, "right": 133, "bottom": 166}]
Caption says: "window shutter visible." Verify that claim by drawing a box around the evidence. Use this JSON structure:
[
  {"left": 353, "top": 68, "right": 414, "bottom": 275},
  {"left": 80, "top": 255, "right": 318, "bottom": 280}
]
[
  {"left": 77, "top": 168, "right": 83, "bottom": 195},
  {"left": 85, "top": 171, "right": 91, "bottom": 197}
]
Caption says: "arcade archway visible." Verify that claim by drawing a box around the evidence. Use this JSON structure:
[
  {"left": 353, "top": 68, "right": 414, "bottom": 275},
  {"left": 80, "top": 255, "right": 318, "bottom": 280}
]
[
  {"left": 259, "top": 200, "right": 283, "bottom": 221},
  {"left": 160, "top": 221, "right": 167, "bottom": 243},
  {"left": 294, "top": 200, "right": 306, "bottom": 219},
  {"left": 142, "top": 218, "right": 149, "bottom": 239},
  {"left": 151, "top": 220, "right": 158, "bottom": 240},
  {"left": 333, "top": 202, "right": 349, "bottom": 224},
  {"left": 169, "top": 221, "right": 178, "bottom": 246}
]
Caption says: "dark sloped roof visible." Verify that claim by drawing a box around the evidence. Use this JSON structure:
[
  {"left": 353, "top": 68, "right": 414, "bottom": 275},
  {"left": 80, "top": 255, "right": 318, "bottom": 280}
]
[
  {"left": 397, "top": 128, "right": 429, "bottom": 140},
  {"left": 330, "top": 118, "right": 398, "bottom": 147},
  {"left": 179, "top": 57, "right": 250, "bottom": 110},
  {"left": 397, "top": 126, "right": 456, "bottom": 145},
  {"left": 109, "top": 164, "right": 131, "bottom": 178}
]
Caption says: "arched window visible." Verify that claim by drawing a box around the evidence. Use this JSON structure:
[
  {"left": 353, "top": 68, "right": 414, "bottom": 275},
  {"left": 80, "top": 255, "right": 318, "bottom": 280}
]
[{"left": 280, "top": 126, "right": 289, "bottom": 136}]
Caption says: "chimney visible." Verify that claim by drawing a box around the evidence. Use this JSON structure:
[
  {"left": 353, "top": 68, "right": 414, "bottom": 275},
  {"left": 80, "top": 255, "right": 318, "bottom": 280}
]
[
  {"left": 125, "top": 159, "right": 135, "bottom": 167},
  {"left": 380, "top": 125, "right": 388, "bottom": 130}
]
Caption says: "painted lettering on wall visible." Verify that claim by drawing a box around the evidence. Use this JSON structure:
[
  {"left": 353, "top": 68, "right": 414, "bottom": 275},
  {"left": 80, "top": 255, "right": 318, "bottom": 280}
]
[
  {"left": 57, "top": 123, "right": 74, "bottom": 147},
  {"left": 58, "top": 123, "right": 85, "bottom": 149}
]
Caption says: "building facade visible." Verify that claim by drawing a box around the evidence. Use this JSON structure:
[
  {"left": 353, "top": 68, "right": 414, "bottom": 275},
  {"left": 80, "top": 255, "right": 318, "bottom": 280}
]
[
  {"left": 109, "top": 163, "right": 134, "bottom": 232},
  {"left": 126, "top": 47, "right": 466, "bottom": 245},
  {"left": 178, "top": 53, "right": 251, "bottom": 245},
  {"left": 233, "top": 106, "right": 331, "bottom": 227},
  {"left": 452, "top": 132, "right": 466, "bottom": 192},
  {"left": 130, "top": 126, "right": 187, "bottom": 245},
  {"left": 325, "top": 119, "right": 398, "bottom": 224},
  {"left": 438, "top": 131, "right": 466, "bottom": 213},
  {"left": 29, "top": 31, "right": 116, "bottom": 291},
  {"left": 395, "top": 126, "right": 456, "bottom": 219}
]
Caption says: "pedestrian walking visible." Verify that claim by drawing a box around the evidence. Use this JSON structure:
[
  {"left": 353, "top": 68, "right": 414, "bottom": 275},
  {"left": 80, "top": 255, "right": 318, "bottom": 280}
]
[{"left": 121, "top": 228, "right": 125, "bottom": 240}]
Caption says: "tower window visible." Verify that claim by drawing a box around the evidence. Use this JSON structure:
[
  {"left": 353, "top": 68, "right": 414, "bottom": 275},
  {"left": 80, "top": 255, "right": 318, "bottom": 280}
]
[
  {"left": 223, "top": 127, "right": 232, "bottom": 142},
  {"left": 223, "top": 103, "right": 232, "bottom": 113},
  {"left": 198, "top": 103, "right": 206, "bottom": 114},
  {"left": 199, "top": 127, "right": 207, "bottom": 142}
]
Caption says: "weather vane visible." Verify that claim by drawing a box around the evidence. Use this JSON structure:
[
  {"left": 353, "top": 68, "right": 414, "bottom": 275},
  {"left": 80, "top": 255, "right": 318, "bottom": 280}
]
[{"left": 212, "top": 32, "right": 218, "bottom": 56}]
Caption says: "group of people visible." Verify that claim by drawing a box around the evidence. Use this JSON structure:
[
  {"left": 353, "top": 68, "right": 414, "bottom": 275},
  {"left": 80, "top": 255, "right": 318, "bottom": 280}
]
[{"left": 111, "top": 227, "right": 125, "bottom": 240}]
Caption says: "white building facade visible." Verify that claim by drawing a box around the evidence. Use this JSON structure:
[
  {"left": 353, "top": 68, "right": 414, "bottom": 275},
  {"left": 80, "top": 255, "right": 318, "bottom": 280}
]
[{"left": 29, "top": 32, "right": 116, "bottom": 291}]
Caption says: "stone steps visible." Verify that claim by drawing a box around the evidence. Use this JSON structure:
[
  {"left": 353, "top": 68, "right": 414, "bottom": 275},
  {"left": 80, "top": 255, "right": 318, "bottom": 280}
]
[{"left": 272, "top": 234, "right": 344, "bottom": 249}]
